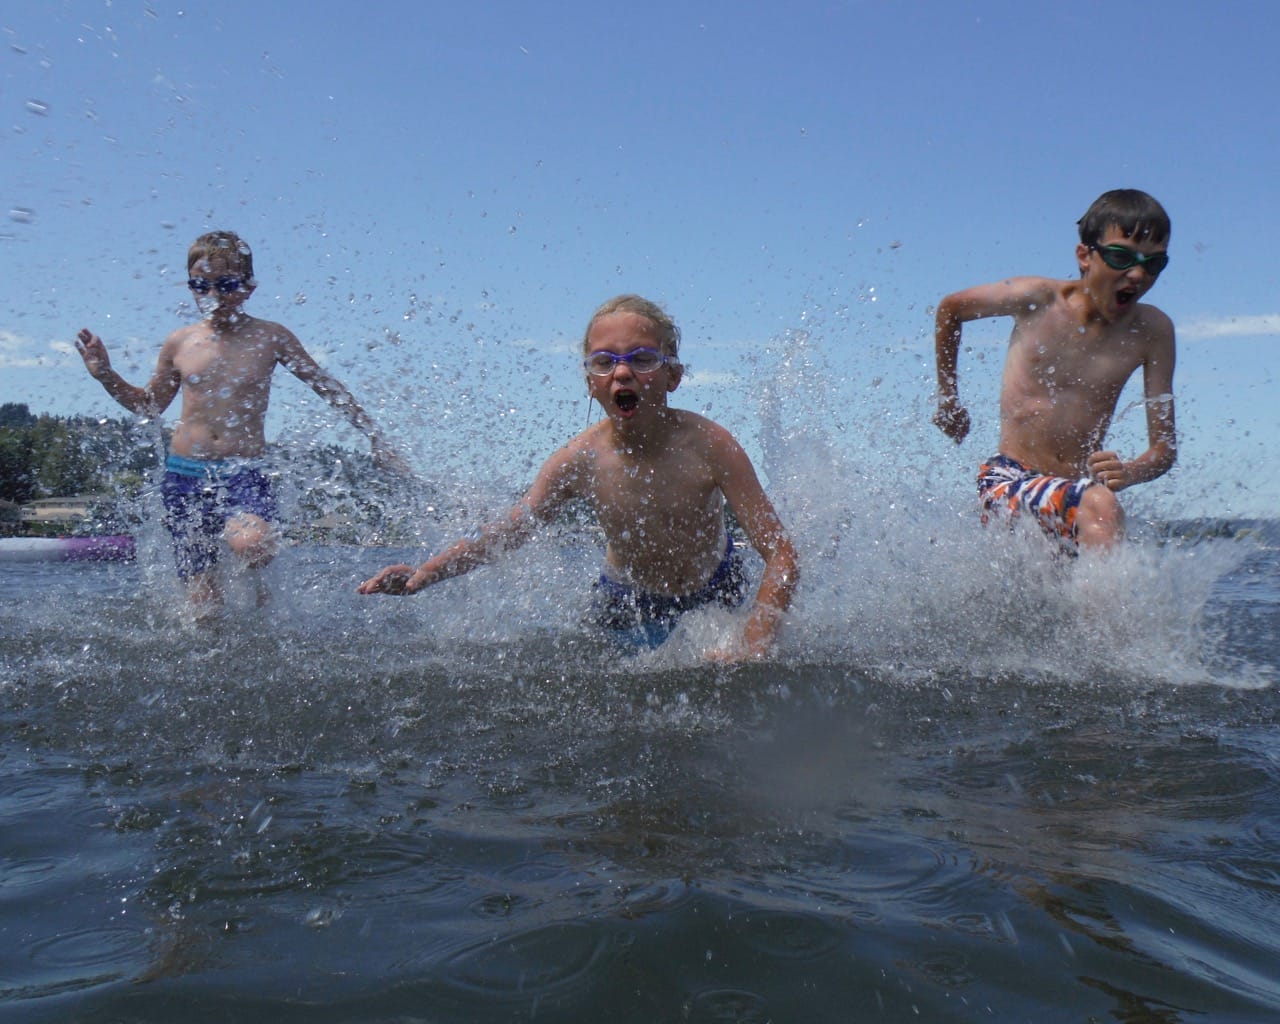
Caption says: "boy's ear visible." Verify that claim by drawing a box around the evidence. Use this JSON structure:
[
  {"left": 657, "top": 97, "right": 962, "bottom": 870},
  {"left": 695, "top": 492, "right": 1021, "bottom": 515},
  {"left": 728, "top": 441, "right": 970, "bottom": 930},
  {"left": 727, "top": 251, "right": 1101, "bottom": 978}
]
[
  {"left": 666, "top": 361, "right": 683, "bottom": 392},
  {"left": 1075, "top": 242, "right": 1092, "bottom": 276}
]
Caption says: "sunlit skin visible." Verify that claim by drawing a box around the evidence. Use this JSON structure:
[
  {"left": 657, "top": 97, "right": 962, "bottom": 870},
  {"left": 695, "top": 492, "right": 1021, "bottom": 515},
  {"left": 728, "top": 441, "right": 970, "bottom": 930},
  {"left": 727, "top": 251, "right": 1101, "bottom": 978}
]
[
  {"left": 76, "top": 245, "right": 407, "bottom": 609},
  {"left": 933, "top": 225, "right": 1177, "bottom": 548},
  {"left": 359, "top": 308, "right": 799, "bottom": 662}
]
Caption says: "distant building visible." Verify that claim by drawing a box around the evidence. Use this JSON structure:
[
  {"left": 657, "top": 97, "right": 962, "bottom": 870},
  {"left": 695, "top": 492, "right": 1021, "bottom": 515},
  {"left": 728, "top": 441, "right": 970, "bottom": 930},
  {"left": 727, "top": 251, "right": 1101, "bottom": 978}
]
[{"left": 19, "top": 495, "right": 107, "bottom": 528}]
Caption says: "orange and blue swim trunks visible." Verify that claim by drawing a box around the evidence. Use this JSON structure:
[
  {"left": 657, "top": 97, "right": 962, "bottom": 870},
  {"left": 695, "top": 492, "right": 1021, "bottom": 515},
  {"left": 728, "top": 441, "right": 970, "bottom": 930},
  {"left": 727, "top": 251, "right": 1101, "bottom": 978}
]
[{"left": 977, "top": 454, "right": 1099, "bottom": 546}]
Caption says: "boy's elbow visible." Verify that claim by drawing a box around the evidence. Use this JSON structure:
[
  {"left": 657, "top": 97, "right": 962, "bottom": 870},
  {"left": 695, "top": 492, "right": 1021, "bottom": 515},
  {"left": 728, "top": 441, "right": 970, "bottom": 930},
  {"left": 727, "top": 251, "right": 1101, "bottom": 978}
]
[
  {"left": 769, "top": 541, "right": 800, "bottom": 597},
  {"left": 935, "top": 295, "right": 965, "bottom": 331}
]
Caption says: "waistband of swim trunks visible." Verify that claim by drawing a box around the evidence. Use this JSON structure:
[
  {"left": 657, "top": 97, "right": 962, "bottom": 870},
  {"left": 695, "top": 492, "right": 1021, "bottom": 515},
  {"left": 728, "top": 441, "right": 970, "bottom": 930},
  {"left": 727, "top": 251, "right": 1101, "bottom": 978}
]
[{"left": 164, "top": 453, "right": 264, "bottom": 478}]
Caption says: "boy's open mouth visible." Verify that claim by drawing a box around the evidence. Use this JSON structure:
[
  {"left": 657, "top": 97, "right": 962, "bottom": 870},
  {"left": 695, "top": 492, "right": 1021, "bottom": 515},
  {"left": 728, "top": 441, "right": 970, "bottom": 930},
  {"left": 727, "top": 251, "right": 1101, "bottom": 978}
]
[
  {"left": 614, "top": 389, "right": 638, "bottom": 413},
  {"left": 1116, "top": 287, "right": 1137, "bottom": 307}
]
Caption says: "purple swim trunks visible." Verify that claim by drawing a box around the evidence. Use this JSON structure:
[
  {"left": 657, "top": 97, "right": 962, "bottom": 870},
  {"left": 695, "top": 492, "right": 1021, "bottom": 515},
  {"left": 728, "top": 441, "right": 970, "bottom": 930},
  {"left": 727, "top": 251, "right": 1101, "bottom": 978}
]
[{"left": 160, "top": 454, "right": 277, "bottom": 578}]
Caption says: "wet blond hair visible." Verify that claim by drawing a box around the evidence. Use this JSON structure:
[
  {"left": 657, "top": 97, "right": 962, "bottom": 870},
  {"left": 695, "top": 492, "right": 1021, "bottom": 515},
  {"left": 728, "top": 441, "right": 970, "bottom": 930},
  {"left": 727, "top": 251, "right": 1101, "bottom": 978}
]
[{"left": 582, "top": 294, "right": 681, "bottom": 360}]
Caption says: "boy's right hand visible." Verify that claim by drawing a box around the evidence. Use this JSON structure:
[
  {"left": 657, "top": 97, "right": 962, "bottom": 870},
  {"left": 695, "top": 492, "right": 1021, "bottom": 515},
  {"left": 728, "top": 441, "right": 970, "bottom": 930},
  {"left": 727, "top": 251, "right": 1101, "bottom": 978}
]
[
  {"left": 933, "top": 396, "right": 971, "bottom": 443},
  {"left": 75, "top": 329, "right": 111, "bottom": 379},
  {"left": 357, "top": 564, "right": 422, "bottom": 595}
]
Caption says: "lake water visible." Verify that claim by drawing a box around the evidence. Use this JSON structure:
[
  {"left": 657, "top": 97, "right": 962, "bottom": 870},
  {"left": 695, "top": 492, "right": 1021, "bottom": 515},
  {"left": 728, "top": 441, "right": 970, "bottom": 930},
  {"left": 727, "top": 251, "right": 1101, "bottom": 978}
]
[{"left": 2, "top": 512, "right": 1278, "bottom": 1022}]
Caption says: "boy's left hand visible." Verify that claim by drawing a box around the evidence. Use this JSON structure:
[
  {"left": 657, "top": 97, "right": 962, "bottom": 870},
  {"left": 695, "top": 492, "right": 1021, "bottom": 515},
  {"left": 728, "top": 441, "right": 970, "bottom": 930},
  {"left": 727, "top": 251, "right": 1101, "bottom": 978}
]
[
  {"left": 1086, "top": 450, "right": 1128, "bottom": 491},
  {"left": 357, "top": 564, "right": 418, "bottom": 595}
]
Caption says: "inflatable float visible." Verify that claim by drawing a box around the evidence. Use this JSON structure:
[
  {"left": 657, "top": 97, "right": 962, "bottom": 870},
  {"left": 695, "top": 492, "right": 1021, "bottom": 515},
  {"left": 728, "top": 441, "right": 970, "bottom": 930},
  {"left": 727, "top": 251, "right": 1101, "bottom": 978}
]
[{"left": 0, "top": 535, "right": 136, "bottom": 563}]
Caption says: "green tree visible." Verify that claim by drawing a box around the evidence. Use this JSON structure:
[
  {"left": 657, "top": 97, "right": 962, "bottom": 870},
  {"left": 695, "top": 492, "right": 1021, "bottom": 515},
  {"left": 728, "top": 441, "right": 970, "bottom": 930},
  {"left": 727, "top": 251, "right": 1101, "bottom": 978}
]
[
  {"left": 0, "top": 403, "right": 36, "bottom": 429},
  {"left": 0, "top": 427, "right": 36, "bottom": 502}
]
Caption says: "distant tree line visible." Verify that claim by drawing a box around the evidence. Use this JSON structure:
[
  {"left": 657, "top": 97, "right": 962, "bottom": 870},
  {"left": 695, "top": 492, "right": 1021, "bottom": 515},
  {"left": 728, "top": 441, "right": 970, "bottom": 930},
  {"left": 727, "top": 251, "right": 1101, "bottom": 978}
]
[
  {"left": 0, "top": 402, "right": 155, "bottom": 504},
  {"left": 0, "top": 402, "right": 433, "bottom": 544}
]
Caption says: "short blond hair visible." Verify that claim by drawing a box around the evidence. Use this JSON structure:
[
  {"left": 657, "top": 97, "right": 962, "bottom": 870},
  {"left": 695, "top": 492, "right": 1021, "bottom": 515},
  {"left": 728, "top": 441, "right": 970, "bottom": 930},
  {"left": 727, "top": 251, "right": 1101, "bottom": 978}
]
[
  {"left": 582, "top": 294, "right": 681, "bottom": 359},
  {"left": 188, "top": 231, "right": 255, "bottom": 281}
]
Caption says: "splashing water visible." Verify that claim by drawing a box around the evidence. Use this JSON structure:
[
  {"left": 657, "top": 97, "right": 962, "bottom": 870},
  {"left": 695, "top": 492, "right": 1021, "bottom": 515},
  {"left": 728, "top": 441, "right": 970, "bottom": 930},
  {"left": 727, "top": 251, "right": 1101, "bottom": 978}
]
[{"left": 2, "top": 313, "right": 1277, "bottom": 1022}]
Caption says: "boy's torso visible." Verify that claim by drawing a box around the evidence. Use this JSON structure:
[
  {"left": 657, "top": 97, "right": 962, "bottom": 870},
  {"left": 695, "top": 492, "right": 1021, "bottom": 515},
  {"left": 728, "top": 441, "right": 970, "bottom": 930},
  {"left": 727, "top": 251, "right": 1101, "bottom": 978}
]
[
  {"left": 168, "top": 316, "right": 287, "bottom": 460},
  {"left": 578, "top": 412, "right": 730, "bottom": 596},
  {"left": 997, "top": 281, "right": 1156, "bottom": 476}
]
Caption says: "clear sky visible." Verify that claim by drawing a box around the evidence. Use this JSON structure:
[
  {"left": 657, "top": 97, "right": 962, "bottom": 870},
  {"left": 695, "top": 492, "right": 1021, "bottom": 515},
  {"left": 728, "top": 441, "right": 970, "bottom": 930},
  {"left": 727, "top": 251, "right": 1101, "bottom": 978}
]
[{"left": 3, "top": 0, "right": 1277, "bottom": 519}]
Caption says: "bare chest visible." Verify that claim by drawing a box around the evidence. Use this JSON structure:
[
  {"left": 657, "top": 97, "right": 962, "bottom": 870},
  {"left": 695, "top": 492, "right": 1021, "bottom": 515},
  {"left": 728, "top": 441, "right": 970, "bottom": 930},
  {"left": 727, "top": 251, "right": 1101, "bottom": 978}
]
[
  {"left": 590, "top": 450, "right": 719, "bottom": 532},
  {"left": 1008, "top": 320, "right": 1143, "bottom": 397},
  {"left": 174, "top": 334, "right": 278, "bottom": 396}
]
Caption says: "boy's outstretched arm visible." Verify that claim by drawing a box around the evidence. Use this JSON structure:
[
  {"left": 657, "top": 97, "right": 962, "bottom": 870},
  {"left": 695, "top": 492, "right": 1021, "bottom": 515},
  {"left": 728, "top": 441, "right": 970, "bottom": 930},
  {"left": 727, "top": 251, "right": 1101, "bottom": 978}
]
[
  {"left": 279, "top": 333, "right": 411, "bottom": 474},
  {"left": 711, "top": 427, "right": 799, "bottom": 660},
  {"left": 357, "top": 443, "right": 581, "bottom": 596},
  {"left": 75, "top": 328, "right": 180, "bottom": 416}
]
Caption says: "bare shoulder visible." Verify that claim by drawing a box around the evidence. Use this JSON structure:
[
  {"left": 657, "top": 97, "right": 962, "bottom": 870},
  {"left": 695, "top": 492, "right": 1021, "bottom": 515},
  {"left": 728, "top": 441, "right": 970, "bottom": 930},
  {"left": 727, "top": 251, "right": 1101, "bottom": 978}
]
[
  {"left": 944, "top": 275, "right": 1066, "bottom": 319},
  {"left": 565, "top": 420, "right": 611, "bottom": 457},
  {"left": 159, "top": 321, "right": 203, "bottom": 358},
  {"left": 1133, "top": 301, "right": 1176, "bottom": 344},
  {"left": 164, "top": 321, "right": 202, "bottom": 345},
  {"left": 542, "top": 425, "right": 600, "bottom": 478},
  {"left": 246, "top": 316, "right": 301, "bottom": 347},
  {"left": 521, "top": 428, "right": 596, "bottom": 510},
  {"left": 671, "top": 409, "right": 739, "bottom": 450},
  {"left": 670, "top": 411, "right": 755, "bottom": 479}
]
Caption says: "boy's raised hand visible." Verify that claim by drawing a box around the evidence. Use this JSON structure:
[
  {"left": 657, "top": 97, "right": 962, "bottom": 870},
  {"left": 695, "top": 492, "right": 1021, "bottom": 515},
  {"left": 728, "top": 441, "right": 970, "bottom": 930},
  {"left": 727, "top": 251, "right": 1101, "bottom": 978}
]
[{"left": 75, "top": 328, "right": 111, "bottom": 379}]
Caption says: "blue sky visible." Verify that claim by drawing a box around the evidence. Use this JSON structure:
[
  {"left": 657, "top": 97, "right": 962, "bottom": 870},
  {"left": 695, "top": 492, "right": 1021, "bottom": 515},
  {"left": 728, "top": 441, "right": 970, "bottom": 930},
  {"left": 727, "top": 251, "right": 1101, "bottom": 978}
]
[{"left": 3, "top": 0, "right": 1278, "bottom": 519}]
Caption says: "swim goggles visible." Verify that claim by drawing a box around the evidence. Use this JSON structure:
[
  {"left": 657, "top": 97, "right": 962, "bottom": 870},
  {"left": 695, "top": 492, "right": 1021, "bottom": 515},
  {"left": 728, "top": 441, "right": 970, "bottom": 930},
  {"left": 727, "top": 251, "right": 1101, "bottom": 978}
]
[
  {"left": 1091, "top": 245, "right": 1169, "bottom": 276},
  {"left": 583, "top": 348, "right": 674, "bottom": 376},
  {"left": 187, "top": 275, "right": 247, "bottom": 294}
]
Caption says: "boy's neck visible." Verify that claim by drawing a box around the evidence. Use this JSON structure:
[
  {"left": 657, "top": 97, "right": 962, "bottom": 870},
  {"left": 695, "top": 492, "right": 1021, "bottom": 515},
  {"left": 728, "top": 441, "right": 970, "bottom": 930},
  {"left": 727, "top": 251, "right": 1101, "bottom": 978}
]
[
  {"left": 605, "top": 406, "right": 675, "bottom": 451},
  {"left": 207, "top": 308, "right": 254, "bottom": 333},
  {"left": 1068, "top": 278, "right": 1113, "bottom": 327}
]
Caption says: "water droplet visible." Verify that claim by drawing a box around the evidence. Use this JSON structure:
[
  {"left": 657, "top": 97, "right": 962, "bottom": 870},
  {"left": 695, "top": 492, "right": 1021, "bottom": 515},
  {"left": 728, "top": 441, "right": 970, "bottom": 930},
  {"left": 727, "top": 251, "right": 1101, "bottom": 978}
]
[
  {"left": 303, "top": 906, "right": 338, "bottom": 928},
  {"left": 25, "top": 99, "right": 49, "bottom": 116}
]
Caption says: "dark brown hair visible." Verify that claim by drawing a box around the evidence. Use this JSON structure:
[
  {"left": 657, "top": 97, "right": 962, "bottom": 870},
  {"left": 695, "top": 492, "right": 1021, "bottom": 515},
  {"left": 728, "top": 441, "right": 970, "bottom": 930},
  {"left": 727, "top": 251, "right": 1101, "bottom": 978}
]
[{"left": 1077, "top": 189, "right": 1170, "bottom": 248}]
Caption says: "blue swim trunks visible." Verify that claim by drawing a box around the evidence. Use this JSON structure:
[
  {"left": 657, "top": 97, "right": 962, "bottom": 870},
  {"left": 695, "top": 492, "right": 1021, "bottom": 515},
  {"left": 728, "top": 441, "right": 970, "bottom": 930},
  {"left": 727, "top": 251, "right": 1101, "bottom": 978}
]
[
  {"left": 978, "top": 453, "right": 1099, "bottom": 548},
  {"left": 160, "top": 454, "right": 278, "bottom": 578},
  {"left": 592, "top": 534, "right": 747, "bottom": 648}
]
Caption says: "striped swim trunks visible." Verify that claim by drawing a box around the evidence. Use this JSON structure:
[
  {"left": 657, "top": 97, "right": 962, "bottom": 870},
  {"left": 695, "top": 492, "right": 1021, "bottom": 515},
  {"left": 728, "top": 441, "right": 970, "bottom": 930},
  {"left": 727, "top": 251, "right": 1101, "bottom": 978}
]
[{"left": 977, "top": 453, "right": 1099, "bottom": 545}]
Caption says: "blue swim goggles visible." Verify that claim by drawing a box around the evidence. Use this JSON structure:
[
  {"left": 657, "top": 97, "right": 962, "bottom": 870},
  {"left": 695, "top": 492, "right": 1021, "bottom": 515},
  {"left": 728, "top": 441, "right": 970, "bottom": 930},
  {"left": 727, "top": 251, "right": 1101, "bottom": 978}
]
[{"left": 583, "top": 348, "right": 675, "bottom": 376}]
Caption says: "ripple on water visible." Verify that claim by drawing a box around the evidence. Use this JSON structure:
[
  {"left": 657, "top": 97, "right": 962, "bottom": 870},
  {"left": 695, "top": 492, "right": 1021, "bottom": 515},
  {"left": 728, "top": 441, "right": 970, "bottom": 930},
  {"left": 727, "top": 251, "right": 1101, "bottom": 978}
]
[
  {"left": 685, "top": 987, "right": 771, "bottom": 1023},
  {"left": 0, "top": 857, "right": 59, "bottom": 893},
  {"left": 0, "top": 781, "right": 61, "bottom": 825},
  {"left": 735, "top": 908, "right": 845, "bottom": 960},
  {"left": 441, "top": 920, "right": 608, "bottom": 998},
  {"left": 26, "top": 923, "right": 148, "bottom": 973}
]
